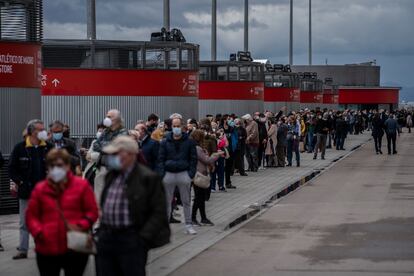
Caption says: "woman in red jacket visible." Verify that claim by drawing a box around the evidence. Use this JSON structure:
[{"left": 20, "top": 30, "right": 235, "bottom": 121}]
[{"left": 26, "top": 148, "right": 99, "bottom": 276}]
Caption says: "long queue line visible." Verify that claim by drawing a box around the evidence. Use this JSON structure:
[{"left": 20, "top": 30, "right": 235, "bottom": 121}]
[{"left": 0, "top": 107, "right": 412, "bottom": 276}]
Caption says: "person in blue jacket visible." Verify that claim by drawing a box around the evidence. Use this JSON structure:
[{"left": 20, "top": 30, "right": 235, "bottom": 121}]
[
  {"left": 157, "top": 117, "right": 198, "bottom": 235},
  {"left": 135, "top": 123, "right": 159, "bottom": 171}
]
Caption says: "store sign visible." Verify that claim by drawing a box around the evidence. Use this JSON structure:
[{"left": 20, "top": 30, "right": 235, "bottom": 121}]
[
  {"left": 42, "top": 69, "right": 199, "bottom": 97},
  {"left": 0, "top": 42, "right": 41, "bottom": 88}
]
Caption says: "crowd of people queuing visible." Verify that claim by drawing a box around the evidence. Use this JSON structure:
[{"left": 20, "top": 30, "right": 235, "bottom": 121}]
[{"left": 0, "top": 106, "right": 412, "bottom": 276}]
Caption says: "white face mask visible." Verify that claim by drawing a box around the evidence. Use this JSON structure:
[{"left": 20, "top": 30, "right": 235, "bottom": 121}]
[
  {"left": 37, "top": 130, "right": 48, "bottom": 141},
  {"left": 96, "top": 131, "right": 102, "bottom": 139},
  {"left": 49, "top": 167, "right": 67, "bottom": 183},
  {"left": 103, "top": 117, "right": 112, "bottom": 127}
]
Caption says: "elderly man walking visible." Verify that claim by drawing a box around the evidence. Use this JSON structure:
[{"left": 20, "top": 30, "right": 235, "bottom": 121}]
[
  {"left": 93, "top": 109, "right": 128, "bottom": 203},
  {"left": 242, "top": 114, "right": 260, "bottom": 172},
  {"left": 157, "top": 117, "right": 198, "bottom": 235},
  {"left": 97, "top": 136, "right": 170, "bottom": 276}
]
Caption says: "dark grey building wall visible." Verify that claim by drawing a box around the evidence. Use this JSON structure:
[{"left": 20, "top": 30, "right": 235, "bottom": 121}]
[
  {"left": 0, "top": 88, "right": 41, "bottom": 154},
  {"left": 292, "top": 65, "right": 380, "bottom": 86}
]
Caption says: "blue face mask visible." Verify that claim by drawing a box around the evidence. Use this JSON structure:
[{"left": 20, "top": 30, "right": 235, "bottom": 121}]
[
  {"left": 228, "top": 120, "right": 235, "bottom": 127},
  {"left": 107, "top": 155, "right": 122, "bottom": 171},
  {"left": 172, "top": 127, "right": 182, "bottom": 136},
  {"left": 52, "top": 132, "right": 63, "bottom": 141}
]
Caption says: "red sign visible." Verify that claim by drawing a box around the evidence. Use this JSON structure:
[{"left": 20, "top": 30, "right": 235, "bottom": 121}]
[
  {"left": 42, "top": 69, "right": 199, "bottom": 97},
  {"left": 339, "top": 87, "right": 399, "bottom": 104},
  {"left": 199, "top": 81, "right": 264, "bottom": 100},
  {"left": 300, "top": 91, "right": 324, "bottom": 103},
  {"left": 0, "top": 42, "right": 41, "bottom": 88},
  {"left": 264, "top": 87, "right": 300, "bottom": 102}
]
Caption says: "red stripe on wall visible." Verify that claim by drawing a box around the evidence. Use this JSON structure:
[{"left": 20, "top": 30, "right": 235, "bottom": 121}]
[
  {"left": 338, "top": 88, "right": 399, "bottom": 104},
  {"left": 199, "top": 81, "right": 264, "bottom": 100},
  {"left": 264, "top": 87, "right": 300, "bottom": 102},
  {"left": 300, "top": 91, "right": 324, "bottom": 103},
  {"left": 41, "top": 69, "right": 199, "bottom": 97}
]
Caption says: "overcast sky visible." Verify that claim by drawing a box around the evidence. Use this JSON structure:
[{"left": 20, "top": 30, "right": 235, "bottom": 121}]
[{"left": 44, "top": 0, "right": 414, "bottom": 94}]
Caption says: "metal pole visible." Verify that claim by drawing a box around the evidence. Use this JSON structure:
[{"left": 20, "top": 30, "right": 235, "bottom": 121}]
[
  {"left": 211, "top": 0, "right": 217, "bottom": 61},
  {"left": 86, "top": 0, "right": 96, "bottom": 40},
  {"left": 244, "top": 0, "right": 248, "bottom": 52},
  {"left": 164, "top": 0, "right": 170, "bottom": 31},
  {"left": 308, "top": 0, "right": 312, "bottom": 65},
  {"left": 289, "top": 0, "right": 293, "bottom": 65}
]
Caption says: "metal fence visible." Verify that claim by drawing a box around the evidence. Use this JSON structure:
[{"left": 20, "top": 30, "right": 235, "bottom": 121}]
[
  {"left": 42, "top": 39, "right": 199, "bottom": 70},
  {"left": 0, "top": 156, "right": 18, "bottom": 215},
  {"left": 0, "top": 0, "right": 43, "bottom": 42}
]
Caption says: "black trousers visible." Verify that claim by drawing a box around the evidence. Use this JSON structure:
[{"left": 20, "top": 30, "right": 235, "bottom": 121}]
[
  {"left": 386, "top": 132, "right": 397, "bottom": 154},
  {"left": 234, "top": 149, "right": 246, "bottom": 174},
  {"left": 36, "top": 252, "right": 89, "bottom": 276},
  {"left": 225, "top": 156, "right": 234, "bottom": 186},
  {"left": 97, "top": 229, "right": 148, "bottom": 276},
  {"left": 257, "top": 143, "right": 266, "bottom": 167},
  {"left": 373, "top": 135, "right": 383, "bottom": 153},
  {"left": 192, "top": 185, "right": 208, "bottom": 221}
]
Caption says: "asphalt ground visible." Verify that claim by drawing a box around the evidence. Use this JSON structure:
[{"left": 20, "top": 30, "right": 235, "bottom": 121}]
[{"left": 171, "top": 131, "right": 414, "bottom": 276}]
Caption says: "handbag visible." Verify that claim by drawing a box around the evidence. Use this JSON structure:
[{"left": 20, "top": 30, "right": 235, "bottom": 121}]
[
  {"left": 56, "top": 200, "right": 96, "bottom": 255},
  {"left": 193, "top": 171, "right": 211, "bottom": 189}
]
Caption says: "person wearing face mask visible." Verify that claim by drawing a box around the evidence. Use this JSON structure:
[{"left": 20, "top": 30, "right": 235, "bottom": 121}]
[
  {"left": 83, "top": 123, "right": 106, "bottom": 187},
  {"left": 26, "top": 149, "right": 98, "bottom": 276},
  {"left": 233, "top": 118, "right": 248, "bottom": 176},
  {"left": 8, "top": 119, "right": 53, "bottom": 260},
  {"left": 134, "top": 123, "right": 159, "bottom": 171},
  {"left": 242, "top": 114, "right": 260, "bottom": 172},
  {"left": 97, "top": 136, "right": 170, "bottom": 276},
  {"left": 93, "top": 109, "right": 128, "bottom": 204},
  {"left": 157, "top": 117, "right": 198, "bottom": 235},
  {"left": 48, "top": 120, "right": 81, "bottom": 175},
  {"left": 313, "top": 113, "right": 331, "bottom": 160}
]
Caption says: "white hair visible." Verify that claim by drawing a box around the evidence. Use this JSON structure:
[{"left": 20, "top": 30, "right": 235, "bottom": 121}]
[
  {"left": 169, "top": 113, "right": 183, "bottom": 120},
  {"left": 241, "top": 114, "right": 252, "bottom": 121}
]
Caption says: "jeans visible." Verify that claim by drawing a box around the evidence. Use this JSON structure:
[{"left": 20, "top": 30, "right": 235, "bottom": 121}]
[
  {"left": 307, "top": 131, "right": 314, "bottom": 153},
  {"left": 245, "top": 144, "right": 259, "bottom": 171},
  {"left": 287, "top": 139, "right": 300, "bottom": 166},
  {"left": 386, "top": 132, "right": 397, "bottom": 154},
  {"left": 210, "top": 157, "right": 225, "bottom": 190},
  {"left": 314, "top": 134, "right": 327, "bottom": 159},
  {"left": 97, "top": 229, "right": 148, "bottom": 276},
  {"left": 19, "top": 199, "right": 29, "bottom": 253},
  {"left": 335, "top": 134, "right": 345, "bottom": 150},
  {"left": 37, "top": 252, "right": 89, "bottom": 276},
  {"left": 163, "top": 171, "right": 192, "bottom": 225}
]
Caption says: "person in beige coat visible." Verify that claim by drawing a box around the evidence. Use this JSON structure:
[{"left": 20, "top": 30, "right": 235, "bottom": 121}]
[
  {"left": 242, "top": 114, "right": 259, "bottom": 172},
  {"left": 265, "top": 119, "right": 277, "bottom": 167}
]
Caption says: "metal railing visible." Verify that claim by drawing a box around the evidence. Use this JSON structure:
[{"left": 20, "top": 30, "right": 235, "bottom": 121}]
[{"left": 42, "top": 39, "right": 199, "bottom": 71}]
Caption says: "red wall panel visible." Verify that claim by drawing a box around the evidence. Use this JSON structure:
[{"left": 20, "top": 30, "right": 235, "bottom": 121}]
[
  {"left": 42, "top": 69, "right": 199, "bottom": 97},
  {"left": 339, "top": 88, "right": 399, "bottom": 104},
  {"left": 264, "top": 87, "right": 300, "bottom": 102}
]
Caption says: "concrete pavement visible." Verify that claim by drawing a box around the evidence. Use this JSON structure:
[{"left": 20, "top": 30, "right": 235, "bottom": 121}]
[{"left": 171, "top": 131, "right": 414, "bottom": 276}]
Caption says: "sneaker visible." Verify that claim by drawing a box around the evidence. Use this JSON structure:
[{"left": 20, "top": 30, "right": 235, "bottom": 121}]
[
  {"left": 0, "top": 244, "right": 4, "bottom": 252},
  {"left": 219, "top": 187, "right": 227, "bottom": 192},
  {"left": 12, "top": 252, "right": 27, "bottom": 260},
  {"left": 313, "top": 156, "right": 317, "bottom": 160},
  {"left": 200, "top": 219, "right": 215, "bottom": 226},
  {"left": 321, "top": 157, "right": 325, "bottom": 160},
  {"left": 185, "top": 225, "right": 197, "bottom": 235},
  {"left": 226, "top": 185, "right": 237, "bottom": 189},
  {"left": 192, "top": 219, "right": 201, "bottom": 227},
  {"left": 240, "top": 173, "right": 248, "bottom": 176},
  {"left": 211, "top": 189, "right": 216, "bottom": 193}
]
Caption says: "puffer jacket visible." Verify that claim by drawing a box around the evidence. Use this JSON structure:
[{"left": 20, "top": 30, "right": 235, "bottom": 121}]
[
  {"left": 26, "top": 172, "right": 98, "bottom": 255},
  {"left": 157, "top": 132, "right": 197, "bottom": 178}
]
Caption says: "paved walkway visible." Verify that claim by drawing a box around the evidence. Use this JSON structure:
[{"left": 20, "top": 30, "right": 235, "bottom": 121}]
[
  {"left": 171, "top": 131, "right": 414, "bottom": 276},
  {"left": 0, "top": 133, "right": 371, "bottom": 276}
]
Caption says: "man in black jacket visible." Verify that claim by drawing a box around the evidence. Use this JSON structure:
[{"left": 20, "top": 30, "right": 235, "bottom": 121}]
[
  {"left": 157, "top": 117, "right": 197, "bottom": 235},
  {"left": 135, "top": 123, "right": 159, "bottom": 171},
  {"left": 48, "top": 120, "right": 81, "bottom": 174},
  {"left": 335, "top": 112, "right": 347, "bottom": 150},
  {"left": 97, "top": 136, "right": 170, "bottom": 276},
  {"left": 313, "top": 113, "right": 330, "bottom": 160},
  {"left": 9, "top": 119, "right": 52, "bottom": 260},
  {"left": 257, "top": 113, "right": 268, "bottom": 168}
]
